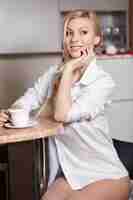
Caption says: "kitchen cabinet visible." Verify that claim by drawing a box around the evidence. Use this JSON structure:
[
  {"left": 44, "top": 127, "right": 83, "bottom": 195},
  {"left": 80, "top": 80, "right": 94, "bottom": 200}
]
[
  {"left": 59, "top": 0, "right": 128, "bottom": 12},
  {"left": 107, "top": 100, "right": 133, "bottom": 142},
  {"left": 97, "top": 57, "right": 133, "bottom": 100},
  {"left": 97, "top": 56, "right": 133, "bottom": 142},
  {"left": 0, "top": 0, "right": 61, "bottom": 53}
]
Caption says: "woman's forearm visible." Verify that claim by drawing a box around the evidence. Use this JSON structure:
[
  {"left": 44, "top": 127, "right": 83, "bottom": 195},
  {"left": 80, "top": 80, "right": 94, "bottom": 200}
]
[
  {"left": 54, "top": 70, "right": 73, "bottom": 122},
  {"left": 54, "top": 56, "right": 86, "bottom": 122}
]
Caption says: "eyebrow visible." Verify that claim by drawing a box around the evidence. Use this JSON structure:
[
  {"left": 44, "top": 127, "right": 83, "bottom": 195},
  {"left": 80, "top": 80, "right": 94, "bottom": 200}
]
[{"left": 67, "top": 26, "right": 89, "bottom": 31}]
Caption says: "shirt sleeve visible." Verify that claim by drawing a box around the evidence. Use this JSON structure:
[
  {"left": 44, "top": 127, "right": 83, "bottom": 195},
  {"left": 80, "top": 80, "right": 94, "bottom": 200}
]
[
  {"left": 65, "top": 75, "right": 115, "bottom": 123},
  {"left": 12, "top": 65, "right": 58, "bottom": 111}
]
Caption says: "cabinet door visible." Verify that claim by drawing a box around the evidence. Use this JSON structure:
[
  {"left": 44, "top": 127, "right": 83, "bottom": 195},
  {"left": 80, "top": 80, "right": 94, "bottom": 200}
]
[
  {"left": 59, "top": 0, "right": 128, "bottom": 12},
  {"left": 107, "top": 101, "right": 133, "bottom": 142},
  {"left": 0, "top": 0, "right": 61, "bottom": 53},
  {"left": 97, "top": 57, "right": 133, "bottom": 100}
]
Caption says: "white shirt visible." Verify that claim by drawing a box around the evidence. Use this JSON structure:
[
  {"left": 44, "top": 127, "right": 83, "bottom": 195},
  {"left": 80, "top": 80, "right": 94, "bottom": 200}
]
[{"left": 13, "top": 58, "right": 128, "bottom": 190}]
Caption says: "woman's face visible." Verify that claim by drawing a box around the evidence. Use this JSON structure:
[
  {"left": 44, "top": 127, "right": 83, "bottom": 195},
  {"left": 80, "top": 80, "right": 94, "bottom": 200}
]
[{"left": 65, "top": 17, "right": 100, "bottom": 58}]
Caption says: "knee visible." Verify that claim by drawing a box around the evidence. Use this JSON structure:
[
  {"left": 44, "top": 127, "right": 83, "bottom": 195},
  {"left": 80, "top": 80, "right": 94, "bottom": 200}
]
[{"left": 41, "top": 192, "right": 55, "bottom": 200}]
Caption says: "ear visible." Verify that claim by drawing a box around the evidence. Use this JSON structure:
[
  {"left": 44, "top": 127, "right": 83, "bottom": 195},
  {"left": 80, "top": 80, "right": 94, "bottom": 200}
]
[{"left": 94, "top": 36, "right": 101, "bottom": 46}]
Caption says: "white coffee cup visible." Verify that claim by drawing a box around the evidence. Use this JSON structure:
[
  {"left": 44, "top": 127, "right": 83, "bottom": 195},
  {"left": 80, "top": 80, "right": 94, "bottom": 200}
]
[{"left": 8, "top": 108, "right": 30, "bottom": 126}]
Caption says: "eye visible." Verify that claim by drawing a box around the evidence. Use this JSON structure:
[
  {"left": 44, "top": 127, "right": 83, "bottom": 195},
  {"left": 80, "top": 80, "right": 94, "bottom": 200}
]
[
  {"left": 81, "top": 30, "right": 88, "bottom": 35},
  {"left": 66, "top": 30, "right": 73, "bottom": 37}
]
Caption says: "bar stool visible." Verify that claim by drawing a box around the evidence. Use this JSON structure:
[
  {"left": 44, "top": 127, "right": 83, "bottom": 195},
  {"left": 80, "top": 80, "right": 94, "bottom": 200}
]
[
  {"left": 38, "top": 138, "right": 50, "bottom": 198},
  {"left": 113, "top": 139, "right": 133, "bottom": 179},
  {"left": 0, "top": 144, "right": 8, "bottom": 200},
  {"left": 113, "top": 139, "right": 133, "bottom": 200}
]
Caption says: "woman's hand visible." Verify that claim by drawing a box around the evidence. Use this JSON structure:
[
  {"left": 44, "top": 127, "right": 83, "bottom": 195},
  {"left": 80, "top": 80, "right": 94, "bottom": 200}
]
[
  {"left": 0, "top": 110, "right": 9, "bottom": 127},
  {"left": 63, "top": 48, "right": 95, "bottom": 76},
  {"left": 53, "top": 48, "right": 95, "bottom": 97}
]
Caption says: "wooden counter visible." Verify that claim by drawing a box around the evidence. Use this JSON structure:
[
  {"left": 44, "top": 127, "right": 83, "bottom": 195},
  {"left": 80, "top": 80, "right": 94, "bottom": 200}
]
[
  {"left": 0, "top": 117, "right": 63, "bottom": 144},
  {"left": 0, "top": 116, "right": 63, "bottom": 200}
]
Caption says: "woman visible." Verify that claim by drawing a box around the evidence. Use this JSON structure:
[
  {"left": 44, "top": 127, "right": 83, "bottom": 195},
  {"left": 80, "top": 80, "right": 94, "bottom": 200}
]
[{"left": 0, "top": 10, "right": 130, "bottom": 200}]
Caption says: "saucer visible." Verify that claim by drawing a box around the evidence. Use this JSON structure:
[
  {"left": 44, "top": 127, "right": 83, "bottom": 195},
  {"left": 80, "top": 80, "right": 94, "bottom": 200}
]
[{"left": 4, "top": 120, "right": 38, "bottom": 129}]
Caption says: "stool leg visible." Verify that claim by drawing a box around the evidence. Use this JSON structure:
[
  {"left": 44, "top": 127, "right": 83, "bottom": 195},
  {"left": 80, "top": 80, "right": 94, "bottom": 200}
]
[
  {"left": 6, "top": 167, "right": 8, "bottom": 200},
  {"left": 0, "top": 163, "right": 8, "bottom": 200},
  {"left": 42, "top": 138, "right": 49, "bottom": 194}
]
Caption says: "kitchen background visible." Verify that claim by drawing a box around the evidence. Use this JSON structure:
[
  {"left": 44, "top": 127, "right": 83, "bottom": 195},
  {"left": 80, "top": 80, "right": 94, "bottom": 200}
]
[
  {"left": 0, "top": 0, "right": 132, "bottom": 144},
  {"left": 0, "top": 0, "right": 133, "bottom": 199}
]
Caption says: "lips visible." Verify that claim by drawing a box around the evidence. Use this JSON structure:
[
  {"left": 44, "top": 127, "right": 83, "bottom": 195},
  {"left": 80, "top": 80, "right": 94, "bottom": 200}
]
[
  {"left": 71, "top": 45, "right": 82, "bottom": 48},
  {"left": 70, "top": 46, "right": 82, "bottom": 50}
]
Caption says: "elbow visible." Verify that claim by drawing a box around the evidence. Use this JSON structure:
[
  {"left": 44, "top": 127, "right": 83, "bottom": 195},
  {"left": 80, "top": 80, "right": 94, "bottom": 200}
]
[{"left": 54, "top": 112, "right": 67, "bottom": 122}]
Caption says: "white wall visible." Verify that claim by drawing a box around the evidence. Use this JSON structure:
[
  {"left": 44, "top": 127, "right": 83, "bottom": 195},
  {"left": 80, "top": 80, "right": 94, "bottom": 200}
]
[
  {"left": 0, "top": 54, "right": 61, "bottom": 108},
  {"left": 0, "top": 0, "right": 61, "bottom": 53}
]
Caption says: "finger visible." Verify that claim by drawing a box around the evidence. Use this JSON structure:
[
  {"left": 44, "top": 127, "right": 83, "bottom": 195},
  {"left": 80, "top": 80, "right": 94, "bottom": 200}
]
[
  {"left": 0, "top": 122, "right": 5, "bottom": 127},
  {"left": 80, "top": 50, "right": 89, "bottom": 64},
  {"left": 86, "top": 48, "right": 91, "bottom": 56},
  {"left": 85, "top": 48, "right": 88, "bottom": 55},
  {"left": 83, "top": 47, "right": 94, "bottom": 58},
  {"left": 80, "top": 50, "right": 83, "bottom": 56},
  {"left": 0, "top": 112, "right": 9, "bottom": 122},
  {"left": 80, "top": 49, "right": 85, "bottom": 57},
  {"left": 82, "top": 48, "right": 88, "bottom": 57},
  {"left": 80, "top": 52, "right": 89, "bottom": 67},
  {"left": 84, "top": 48, "right": 94, "bottom": 60},
  {"left": 84, "top": 48, "right": 88, "bottom": 56},
  {"left": 0, "top": 117, "right": 8, "bottom": 123},
  {"left": 80, "top": 49, "right": 87, "bottom": 56},
  {"left": 0, "top": 112, "right": 9, "bottom": 119}
]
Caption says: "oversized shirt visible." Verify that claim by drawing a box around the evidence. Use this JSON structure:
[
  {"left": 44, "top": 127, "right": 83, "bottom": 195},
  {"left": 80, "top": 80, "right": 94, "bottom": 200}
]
[{"left": 13, "top": 58, "right": 128, "bottom": 190}]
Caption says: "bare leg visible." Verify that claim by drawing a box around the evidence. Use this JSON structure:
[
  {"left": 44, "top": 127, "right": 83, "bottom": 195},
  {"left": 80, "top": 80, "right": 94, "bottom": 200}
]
[
  {"left": 41, "top": 177, "right": 73, "bottom": 200},
  {"left": 67, "top": 176, "right": 130, "bottom": 200}
]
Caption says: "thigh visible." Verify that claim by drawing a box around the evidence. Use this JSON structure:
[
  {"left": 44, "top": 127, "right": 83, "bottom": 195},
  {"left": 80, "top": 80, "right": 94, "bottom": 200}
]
[
  {"left": 41, "top": 177, "right": 73, "bottom": 200},
  {"left": 67, "top": 177, "right": 130, "bottom": 200}
]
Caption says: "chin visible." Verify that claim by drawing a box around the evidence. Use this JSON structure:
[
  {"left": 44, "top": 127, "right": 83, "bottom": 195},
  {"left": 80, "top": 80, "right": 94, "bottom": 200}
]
[{"left": 69, "top": 51, "right": 81, "bottom": 58}]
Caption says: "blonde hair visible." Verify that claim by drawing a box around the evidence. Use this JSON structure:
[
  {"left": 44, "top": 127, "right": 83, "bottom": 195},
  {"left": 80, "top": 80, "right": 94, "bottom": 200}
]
[{"left": 63, "top": 9, "right": 101, "bottom": 61}]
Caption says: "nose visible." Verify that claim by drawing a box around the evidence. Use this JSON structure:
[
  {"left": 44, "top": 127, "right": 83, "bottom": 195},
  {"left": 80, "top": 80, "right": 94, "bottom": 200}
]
[{"left": 71, "top": 32, "right": 80, "bottom": 42}]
